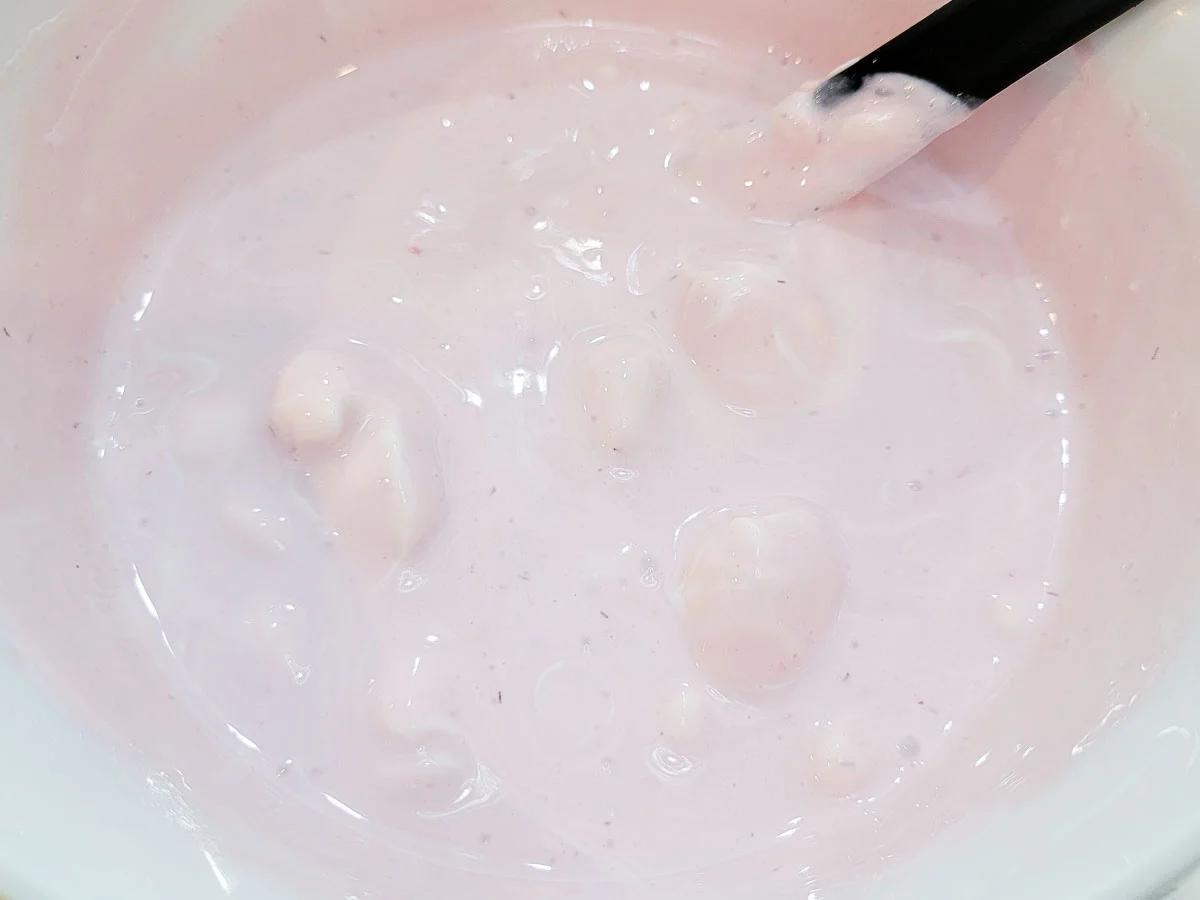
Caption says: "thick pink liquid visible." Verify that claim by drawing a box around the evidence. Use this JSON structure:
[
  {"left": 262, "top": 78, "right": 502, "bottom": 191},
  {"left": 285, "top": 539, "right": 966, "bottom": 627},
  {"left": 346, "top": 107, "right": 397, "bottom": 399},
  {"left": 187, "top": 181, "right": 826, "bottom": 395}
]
[
  {"left": 4, "top": 1, "right": 1199, "bottom": 898},
  {"left": 92, "top": 24, "right": 1066, "bottom": 883}
]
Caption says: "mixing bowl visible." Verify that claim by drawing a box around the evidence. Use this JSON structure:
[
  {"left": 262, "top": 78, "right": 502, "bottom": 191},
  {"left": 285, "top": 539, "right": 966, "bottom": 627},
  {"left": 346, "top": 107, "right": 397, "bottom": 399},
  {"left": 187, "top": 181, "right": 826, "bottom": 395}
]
[{"left": 2, "top": 0, "right": 1199, "bottom": 897}]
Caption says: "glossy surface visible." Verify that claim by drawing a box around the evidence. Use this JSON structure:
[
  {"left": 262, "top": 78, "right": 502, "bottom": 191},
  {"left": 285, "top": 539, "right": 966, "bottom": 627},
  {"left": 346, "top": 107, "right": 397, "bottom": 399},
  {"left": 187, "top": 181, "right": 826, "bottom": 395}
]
[
  {"left": 84, "top": 23, "right": 1068, "bottom": 888},
  {"left": 0, "top": 1, "right": 1195, "bottom": 900}
]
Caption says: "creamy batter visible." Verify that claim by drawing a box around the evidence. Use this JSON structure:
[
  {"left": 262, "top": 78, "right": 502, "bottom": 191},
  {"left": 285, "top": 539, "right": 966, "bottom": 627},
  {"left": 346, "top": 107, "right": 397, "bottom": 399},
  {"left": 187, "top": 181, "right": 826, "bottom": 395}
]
[
  {"left": 90, "top": 21, "right": 1066, "bottom": 885},
  {"left": 3, "top": 1, "right": 1198, "bottom": 899},
  {"left": 680, "top": 73, "right": 972, "bottom": 218}
]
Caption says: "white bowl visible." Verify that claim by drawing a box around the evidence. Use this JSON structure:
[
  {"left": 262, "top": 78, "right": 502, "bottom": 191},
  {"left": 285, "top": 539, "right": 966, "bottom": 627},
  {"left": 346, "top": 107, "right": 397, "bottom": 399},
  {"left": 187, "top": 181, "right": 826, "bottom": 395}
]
[{"left": 1, "top": 1, "right": 1198, "bottom": 898}]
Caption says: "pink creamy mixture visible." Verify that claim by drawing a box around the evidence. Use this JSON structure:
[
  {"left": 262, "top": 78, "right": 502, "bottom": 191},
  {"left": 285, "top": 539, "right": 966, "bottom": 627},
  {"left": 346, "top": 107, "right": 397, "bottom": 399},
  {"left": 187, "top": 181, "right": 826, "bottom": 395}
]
[
  {"left": 3, "top": 1, "right": 1200, "bottom": 898},
  {"left": 95, "top": 23, "right": 1068, "bottom": 875}
]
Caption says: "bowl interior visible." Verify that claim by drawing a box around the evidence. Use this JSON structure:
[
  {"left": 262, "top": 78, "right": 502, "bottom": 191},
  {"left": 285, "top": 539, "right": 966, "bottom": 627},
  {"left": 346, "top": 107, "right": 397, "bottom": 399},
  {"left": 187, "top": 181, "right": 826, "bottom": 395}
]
[{"left": 1, "top": 1, "right": 1200, "bottom": 898}]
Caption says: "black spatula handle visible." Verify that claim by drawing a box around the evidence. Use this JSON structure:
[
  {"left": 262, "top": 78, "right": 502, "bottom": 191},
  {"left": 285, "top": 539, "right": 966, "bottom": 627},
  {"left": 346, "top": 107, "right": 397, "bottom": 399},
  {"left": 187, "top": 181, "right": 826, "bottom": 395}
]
[{"left": 815, "top": 0, "right": 1146, "bottom": 108}]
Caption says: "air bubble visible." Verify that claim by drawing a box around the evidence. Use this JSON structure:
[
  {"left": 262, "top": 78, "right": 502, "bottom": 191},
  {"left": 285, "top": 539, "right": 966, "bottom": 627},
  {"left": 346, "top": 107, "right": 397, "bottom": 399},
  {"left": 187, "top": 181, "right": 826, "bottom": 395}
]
[
  {"left": 397, "top": 570, "right": 428, "bottom": 593},
  {"left": 525, "top": 277, "right": 547, "bottom": 301},
  {"left": 648, "top": 745, "right": 697, "bottom": 780}
]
